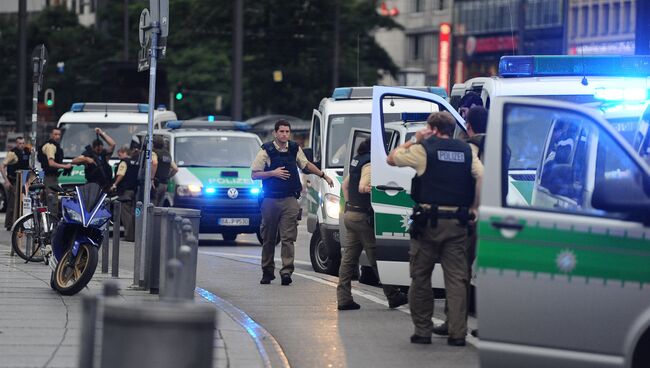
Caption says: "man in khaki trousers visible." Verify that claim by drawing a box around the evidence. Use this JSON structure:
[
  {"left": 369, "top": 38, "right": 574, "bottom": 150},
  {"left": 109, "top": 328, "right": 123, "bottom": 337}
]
[{"left": 251, "top": 120, "right": 333, "bottom": 285}]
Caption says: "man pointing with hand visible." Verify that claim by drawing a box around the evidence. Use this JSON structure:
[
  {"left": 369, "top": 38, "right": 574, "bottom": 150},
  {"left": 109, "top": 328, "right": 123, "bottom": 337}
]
[{"left": 251, "top": 120, "right": 334, "bottom": 286}]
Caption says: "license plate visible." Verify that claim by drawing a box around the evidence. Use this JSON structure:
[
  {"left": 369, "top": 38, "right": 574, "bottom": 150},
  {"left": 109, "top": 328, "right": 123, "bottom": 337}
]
[{"left": 219, "top": 218, "right": 249, "bottom": 226}]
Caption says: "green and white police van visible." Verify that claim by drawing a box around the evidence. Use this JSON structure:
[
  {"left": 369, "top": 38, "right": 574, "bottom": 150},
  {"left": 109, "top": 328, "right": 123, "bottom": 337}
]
[
  {"left": 373, "top": 87, "right": 650, "bottom": 367},
  {"left": 142, "top": 121, "right": 264, "bottom": 242},
  {"left": 303, "top": 86, "right": 446, "bottom": 275},
  {"left": 57, "top": 103, "right": 177, "bottom": 186}
]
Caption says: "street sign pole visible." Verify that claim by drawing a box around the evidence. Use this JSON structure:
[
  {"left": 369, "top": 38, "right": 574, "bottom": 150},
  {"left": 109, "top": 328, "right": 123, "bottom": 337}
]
[
  {"left": 30, "top": 45, "right": 47, "bottom": 169},
  {"left": 140, "top": 21, "right": 159, "bottom": 283}
]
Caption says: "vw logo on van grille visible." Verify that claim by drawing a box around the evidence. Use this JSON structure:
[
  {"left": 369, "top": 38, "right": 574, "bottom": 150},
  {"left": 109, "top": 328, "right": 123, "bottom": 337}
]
[{"left": 227, "top": 188, "right": 239, "bottom": 199}]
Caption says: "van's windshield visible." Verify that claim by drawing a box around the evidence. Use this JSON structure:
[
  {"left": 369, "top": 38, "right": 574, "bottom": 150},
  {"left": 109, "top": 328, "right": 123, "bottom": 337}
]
[
  {"left": 174, "top": 136, "right": 259, "bottom": 168},
  {"left": 59, "top": 122, "right": 144, "bottom": 159}
]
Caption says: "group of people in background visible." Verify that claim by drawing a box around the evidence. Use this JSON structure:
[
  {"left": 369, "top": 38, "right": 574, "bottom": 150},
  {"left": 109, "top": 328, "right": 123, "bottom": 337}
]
[{"left": 0, "top": 127, "right": 177, "bottom": 243}]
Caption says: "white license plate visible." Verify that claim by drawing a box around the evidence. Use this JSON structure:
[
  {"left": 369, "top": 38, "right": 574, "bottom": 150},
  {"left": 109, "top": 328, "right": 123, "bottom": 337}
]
[{"left": 219, "top": 218, "right": 249, "bottom": 226}]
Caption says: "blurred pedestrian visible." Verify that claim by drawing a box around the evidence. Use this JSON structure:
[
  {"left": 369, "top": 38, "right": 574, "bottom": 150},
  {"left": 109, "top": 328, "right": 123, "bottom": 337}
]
[
  {"left": 388, "top": 111, "right": 482, "bottom": 346},
  {"left": 337, "top": 137, "right": 408, "bottom": 310},
  {"left": 1, "top": 137, "right": 30, "bottom": 230},
  {"left": 111, "top": 146, "right": 139, "bottom": 242},
  {"left": 151, "top": 136, "right": 178, "bottom": 206},
  {"left": 38, "top": 128, "right": 72, "bottom": 212},
  {"left": 71, "top": 128, "right": 116, "bottom": 191},
  {"left": 251, "top": 120, "right": 334, "bottom": 285}
]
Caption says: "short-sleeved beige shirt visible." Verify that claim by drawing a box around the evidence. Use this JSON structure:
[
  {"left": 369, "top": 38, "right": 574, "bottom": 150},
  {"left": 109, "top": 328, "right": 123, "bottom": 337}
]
[
  {"left": 116, "top": 161, "right": 128, "bottom": 177},
  {"left": 392, "top": 141, "right": 483, "bottom": 179},
  {"left": 42, "top": 143, "right": 57, "bottom": 160},
  {"left": 359, "top": 163, "right": 371, "bottom": 188},
  {"left": 2, "top": 151, "right": 18, "bottom": 166},
  {"left": 151, "top": 151, "right": 178, "bottom": 170},
  {"left": 250, "top": 141, "right": 309, "bottom": 171}
]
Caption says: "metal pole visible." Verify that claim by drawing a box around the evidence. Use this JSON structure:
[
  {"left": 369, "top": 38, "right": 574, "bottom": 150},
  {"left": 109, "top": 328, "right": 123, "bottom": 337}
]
[
  {"left": 112, "top": 201, "right": 121, "bottom": 277},
  {"left": 102, "top": 226, "right": 109, "bottom": 273},
  {"left": 518, "top": 0, "right": 526, "bottom": 55},
  {"left": 232, "top": 0, "right": 243, "bottom": 120},
  {"left": 141, "top": 21, "right": 159, "bottom": 282},
  {"left": 123, "top": 0, "right": 130, "bottom": 61},
  {"left": 332, "top": 0, "right": 340, "bottom": 89},
  {"left": 133, "top": 201, "right": 143, "bottom": 286},
  {"left": 30, "top": 81, "right": 38, "bottom": 160},
  {"left": 17, "top": 0, "right": 27, "bottom": 134}
]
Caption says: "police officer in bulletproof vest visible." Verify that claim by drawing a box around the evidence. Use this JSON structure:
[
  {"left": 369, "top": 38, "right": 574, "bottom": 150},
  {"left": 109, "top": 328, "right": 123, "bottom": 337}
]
[
  {"left": 38, "top": 128, "right": 72, "bottom": 212},
  {"left": 1, "top": 137, "right": 30, "bottom": 230},
  {"left": 71, "top": 128, "right": 116, "bottom": 191},
  {"left": 111, "top": 146, "right": 140, "bottom": 242},
  {"left": 251, "top": 119, "right": 334, "bottom": 286},
  {"left": 151, "top": 136, "right": 178, "bottom": 206},
  {"left": 337, "top": 137, "right": 408, "bottom": 310},
  {"left": 387, "top": 111, "right": 483, "bottom": 346}
]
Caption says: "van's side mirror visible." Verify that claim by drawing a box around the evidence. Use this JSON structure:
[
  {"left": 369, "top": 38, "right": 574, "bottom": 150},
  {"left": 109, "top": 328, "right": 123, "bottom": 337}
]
[
  {"left": 592, "top": 177, "right": 650, "bottom": 225},
  {"left": 302, "top": 148, "right": 320, "bottom": 172}
]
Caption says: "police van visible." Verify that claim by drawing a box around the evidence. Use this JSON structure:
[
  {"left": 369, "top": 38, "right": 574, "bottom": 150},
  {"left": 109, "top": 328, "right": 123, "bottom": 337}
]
[
  {"left": 140, "top": 120, "right": 264, "bottom": 242},
  {"left": 57, "top": 103, "right": 177, "bottom": 186},
  {"left": 373, "top": 87, "right": 650, "bottom": 367},
  {"left": 303, "top": 86, "right": 446, "bottom": 275}
]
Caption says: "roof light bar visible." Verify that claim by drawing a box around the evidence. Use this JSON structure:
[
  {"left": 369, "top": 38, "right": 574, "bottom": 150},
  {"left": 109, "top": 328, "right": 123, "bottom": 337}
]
[
  {"left": 165, "top": 120, "right": 251, "bottom": 131},
  {"left": 400, "top": 112, "right": 431, "bottom": 122},
  {"left": 499, "top": 55, "right": 650, "bottom": 78},
  {"left": 69, "top": 102, "right": 150, "bottom": 113}
]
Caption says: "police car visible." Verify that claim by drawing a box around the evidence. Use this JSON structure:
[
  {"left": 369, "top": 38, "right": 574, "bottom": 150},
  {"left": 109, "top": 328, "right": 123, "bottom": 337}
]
[
  {"left": 141, "top": 120, "right": 263, "bottom": 242},
  {"left": 304, "top": 86, "right": 446, "bottom": 275},
  {"left": 374, "top": 85, "right": 650, "bottom": 367},
  {"left": 57, "top": 103, "right": 177, "bottom": 186}
]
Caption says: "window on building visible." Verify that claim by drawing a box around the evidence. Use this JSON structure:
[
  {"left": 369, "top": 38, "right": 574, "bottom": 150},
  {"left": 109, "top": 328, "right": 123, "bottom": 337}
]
[
  {"left": 602, "top": 4, "right": 610, "bottom": 35},
  {"left": 581, "top": 6, "right": 589, "bottom": 37},
  {"left": 591, "top": 4, "right": 599, "bottom": 36},
  {"left": 623, "top": 1, "right": 632, "bottom": 33},
  {"left": 438, "top": 0, "right": 446, "bottom": 11},
  {"left": 90, "top": 0, "right": 96, "bottom": 13},
  {"left": 613, "top": 3, "right": 620, "bottom": 33},
  {"left": 571, "top": 7, "right": 578, "bottom": 38},
  {"left": 413, "top": 0, "right": 424, "bottom": 13},
  {"left": 410, "top": 34, "right": 423, "bottom": 61}
]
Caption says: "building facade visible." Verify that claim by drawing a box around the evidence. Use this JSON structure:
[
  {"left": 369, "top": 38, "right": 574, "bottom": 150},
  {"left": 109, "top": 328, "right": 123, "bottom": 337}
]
[
  {"left": 375, "top": 0, "right": 454, "bottom": 87},
  {"left": 0, "top": 0, "right": 98, "bottom": 27},
  {"left": 567, "top": 0, "right": 636, "bottom": 55}
]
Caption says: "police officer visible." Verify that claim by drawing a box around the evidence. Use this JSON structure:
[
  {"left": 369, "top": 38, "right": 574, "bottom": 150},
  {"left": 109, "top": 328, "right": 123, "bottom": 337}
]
[
  {"left": 337, "top": 137, "right": 408, "bottom": 310},
  {"left": 151, "top": 136, "right": 178, "bottom": 206},
  {"left": 1, "top": 137, "right": 30, "bottom": 230},
  {"left": 433, "top": 105, "right": 488, "bottom": 337},
  {"left": 251, "top": 120, "right": 333, "bottom": 285},
  {"left": 387, "top": 111, "right": 482, "bottom": 346},
  {"left": 71, "top": 128, "right": 116, "bottom": 191},
  {"left": 38, "top": 128, "right": 72, "bottom": 212},
  {"left": 111, "top": 146, "right": 139, "bottom": 242}
]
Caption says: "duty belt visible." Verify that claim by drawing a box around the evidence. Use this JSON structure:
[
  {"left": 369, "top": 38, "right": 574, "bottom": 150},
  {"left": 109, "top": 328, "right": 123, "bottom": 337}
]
[
  {"left": 344, "top": 202, "right": 372, "bottom": 214},
  {"left": 409, "top": 205, "right": 474, "bottom": 239}
]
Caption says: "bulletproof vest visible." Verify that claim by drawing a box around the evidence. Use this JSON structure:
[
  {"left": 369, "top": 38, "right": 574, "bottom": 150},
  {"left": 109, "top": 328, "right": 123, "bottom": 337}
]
[
  {"left": 117, "top": 158, "right": 139, "bottom": 192},
  {"left": 467, "top": 134, "right": 485, "bottom": 162},
  {"left": 153, "top": 148, "right": 172, "bottom": 184},
  {"left": 7, "top": 147, "right": 31, "bottom": 181},
  {"left": 347, "top": 153, "right": 371, "bottom": 210},
  {"left": 411, "top": 136, "right": 475, "bottom": 207},
  {"left": 83, "top": 147, "right": 113, "bottom": 188},
  {"left": 38, "top": 140, "right": 64, "bottom": 176},
  {"left": 261, "top": 141, "right": 302, "bottom": 198}
]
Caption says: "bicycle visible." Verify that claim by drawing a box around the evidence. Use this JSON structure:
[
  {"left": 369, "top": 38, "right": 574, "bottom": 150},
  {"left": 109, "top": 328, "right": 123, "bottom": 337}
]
[{"left": 11, "top": 168, "right": 58, "bottom": 263}]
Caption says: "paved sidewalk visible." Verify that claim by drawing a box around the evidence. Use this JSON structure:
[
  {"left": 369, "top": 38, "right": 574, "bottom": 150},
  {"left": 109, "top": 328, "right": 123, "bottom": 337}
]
[{"left": 0, "top": 244, "right": 264, "bottom": 368}]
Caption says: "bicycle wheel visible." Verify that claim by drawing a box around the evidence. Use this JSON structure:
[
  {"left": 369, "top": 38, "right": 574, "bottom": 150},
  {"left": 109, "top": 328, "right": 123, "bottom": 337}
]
[{"left": 11, "top": 213, "right": 56, "bottom": 262}]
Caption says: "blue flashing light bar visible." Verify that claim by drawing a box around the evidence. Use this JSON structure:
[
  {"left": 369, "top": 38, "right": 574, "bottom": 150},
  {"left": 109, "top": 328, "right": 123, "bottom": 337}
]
[
  {"left": 71, "top": 103, "right": 85, "bottom": 112},
  {"left": 499, "top": 55, "right": 650, "bottom": 78},
  {"left": 428, "top": 86, "right": 448, "bottom": 99},
  {"left": 594, "top": 87, "right": 648, "bottom": 102},
  {"left": 205, "top": 187, "right": 216, "bottom": 194},
  {"left": 400, "top": 112, "right": 431, "bottom": 122},
  {"left": 166, "top": 120, "right": 183, "bottom": 129},
  {"left": 208, "top": 115, "right": 215, "bottom": 122},
  {"left": 332, "top": 87, "right": 353, "bottom": 100},
  {"left": 137, "top": 104, "right": 149, "bottom": 113},
  {"left": 250, "top": 187, "right": 260, "bottom": 195}
]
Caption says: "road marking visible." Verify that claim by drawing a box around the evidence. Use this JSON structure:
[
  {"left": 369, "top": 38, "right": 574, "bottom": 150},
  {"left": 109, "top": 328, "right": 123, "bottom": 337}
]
[
  {"left": 196, "top": 287, "right": 291, "bottom": 368},
  {"left": 199, "top": 250, "right": 479, "bottom": 347}
]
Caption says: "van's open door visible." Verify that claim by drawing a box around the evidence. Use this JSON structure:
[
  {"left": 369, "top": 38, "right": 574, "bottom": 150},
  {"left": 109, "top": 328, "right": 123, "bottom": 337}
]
[{"left": 370, "top": 86, "right": 465, "bottom": 286}]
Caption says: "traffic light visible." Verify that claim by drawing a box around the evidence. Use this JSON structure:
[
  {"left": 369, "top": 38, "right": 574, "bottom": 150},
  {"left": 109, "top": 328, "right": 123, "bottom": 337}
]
[
  {"left": 175, "top": 91, "right": 183, "bottom": 101},
  {"left": 44, "top": 88, "right": 55, "bottom": 108},
  {"left": 175, "top": 83, "right": 184, "bottom": 101}
]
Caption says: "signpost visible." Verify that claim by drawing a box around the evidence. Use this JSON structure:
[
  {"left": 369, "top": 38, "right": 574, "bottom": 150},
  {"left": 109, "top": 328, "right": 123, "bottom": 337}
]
[
  {"left": 30, "top": 44, "right": 47, "bottom": 169},
  {"left": 137, "top": 0, "right": 168, "bottom": 287}
]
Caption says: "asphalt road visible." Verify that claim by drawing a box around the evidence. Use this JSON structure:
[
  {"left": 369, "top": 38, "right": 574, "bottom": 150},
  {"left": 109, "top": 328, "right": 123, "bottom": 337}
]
[{"left": 0, "top": 213, "right": 480, "bottom": 367}]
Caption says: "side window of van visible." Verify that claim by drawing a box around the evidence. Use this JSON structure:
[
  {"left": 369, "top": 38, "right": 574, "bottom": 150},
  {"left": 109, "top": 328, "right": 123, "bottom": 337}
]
[
  {"left": 504, "top": 104, "right": 645, "bottom": 218},
  {"left": 312, "top": 115, "right": 321, "bottom": 164}
]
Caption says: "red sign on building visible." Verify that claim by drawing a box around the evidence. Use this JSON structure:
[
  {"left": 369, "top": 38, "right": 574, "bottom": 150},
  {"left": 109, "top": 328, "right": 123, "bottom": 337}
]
[{"left": 438, "top": 23, "right": 451, "bottom": 92}]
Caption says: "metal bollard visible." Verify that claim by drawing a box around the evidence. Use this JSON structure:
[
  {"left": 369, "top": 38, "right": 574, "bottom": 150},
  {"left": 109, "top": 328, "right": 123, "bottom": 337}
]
[
  {"left": 142, "top": 204, "right": 154, "bottom": 289},
  {"left": 77, "top": 295, "right": 99, "bottom": 368},
  {"left": 101, "top": 226, "right": 109, "bottom": 274},
  {"left": 161, "top": 258, "right": 184, "bottom": 302},
  {"left": 111, "top": 201, "right": 121, "bottom": 277},
  {"left": 133, "top": 201, "right": 143, "bottom": 286}
]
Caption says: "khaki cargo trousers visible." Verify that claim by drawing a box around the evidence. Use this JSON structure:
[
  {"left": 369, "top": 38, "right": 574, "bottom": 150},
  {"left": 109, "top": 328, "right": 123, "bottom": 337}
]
[
  {"left": 261, "top": 196, "right": 300, "bottom": 276},
  {"left": 409, "top": 218, "right": 468, "bottom": 339}
]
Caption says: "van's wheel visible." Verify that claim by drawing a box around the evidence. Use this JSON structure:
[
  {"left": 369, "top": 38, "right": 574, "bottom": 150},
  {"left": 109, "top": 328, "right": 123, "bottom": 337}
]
[
  {"left": 222, "top": 232, "right": 237, "bottom": 242},
  {"left": 309, "top": 229, "right": 340, "bottom": 276}
]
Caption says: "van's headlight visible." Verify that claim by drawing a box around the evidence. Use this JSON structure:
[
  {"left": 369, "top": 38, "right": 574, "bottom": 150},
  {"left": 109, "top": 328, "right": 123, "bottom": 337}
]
[
  {"left": 324, "top": 193, "right": 340, "bottom": 220},
  {"left": 176, "top": 185, "right": 202, "bottom": 197}
]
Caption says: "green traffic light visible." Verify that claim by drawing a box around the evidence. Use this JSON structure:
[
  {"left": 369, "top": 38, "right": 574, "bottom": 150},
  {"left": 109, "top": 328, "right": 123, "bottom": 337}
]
[
  {"left": 175, "top": 92, "right": 183, "bottom": 101},
  {"left": 46, "top": 99, "right": 53, "bottom": 107}
]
